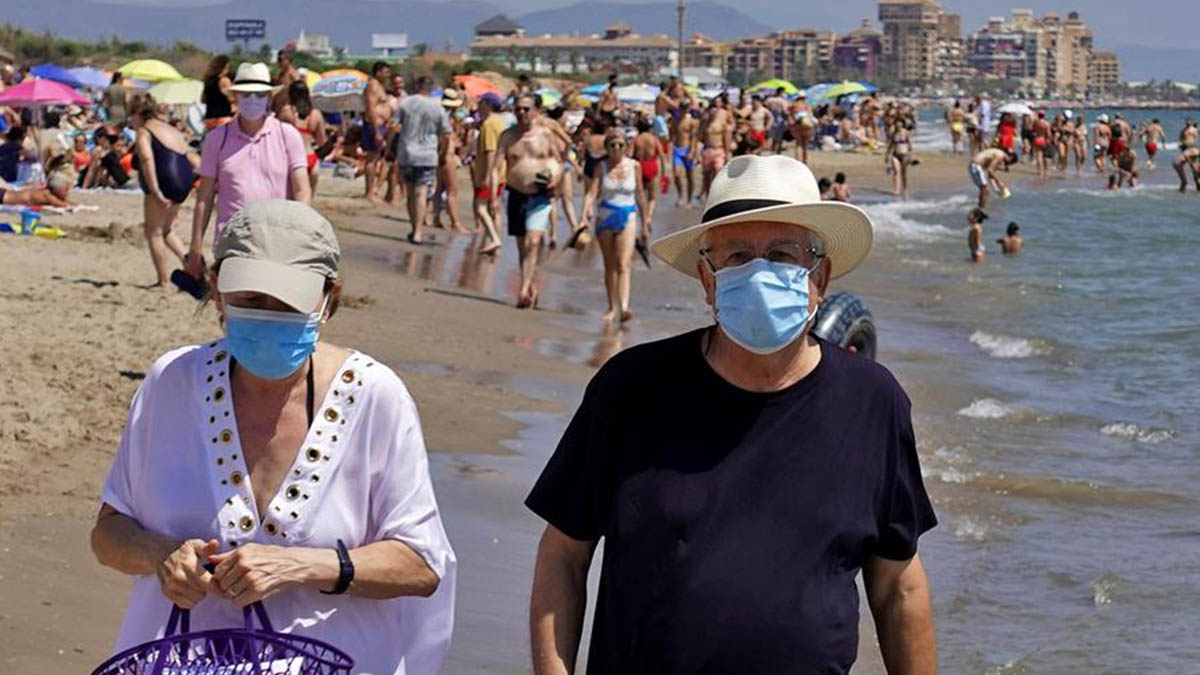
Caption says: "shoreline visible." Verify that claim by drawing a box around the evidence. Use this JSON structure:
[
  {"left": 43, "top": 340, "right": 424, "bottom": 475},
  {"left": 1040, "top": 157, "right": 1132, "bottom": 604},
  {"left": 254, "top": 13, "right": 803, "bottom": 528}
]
[{"left": 0, "top": 139, "right": 1155, "bottom": 672}]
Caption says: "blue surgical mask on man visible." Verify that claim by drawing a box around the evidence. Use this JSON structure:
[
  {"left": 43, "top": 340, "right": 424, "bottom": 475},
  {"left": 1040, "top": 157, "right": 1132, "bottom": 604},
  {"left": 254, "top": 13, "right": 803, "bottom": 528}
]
[
  {"left": 238, "top": 94, "right": 269, "bottom": 121},
  {"left": 713, "top": 258, "right": 816, "bottom": 354},
  {"left": 224, "top": 297, "right": 326, "bottom": 379}
]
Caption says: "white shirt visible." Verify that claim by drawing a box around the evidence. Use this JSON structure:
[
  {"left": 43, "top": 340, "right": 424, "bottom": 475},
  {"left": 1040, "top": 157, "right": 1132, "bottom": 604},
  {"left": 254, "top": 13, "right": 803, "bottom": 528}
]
[{"left": 101, "top": 340, "right": 456, "bottom": 675}]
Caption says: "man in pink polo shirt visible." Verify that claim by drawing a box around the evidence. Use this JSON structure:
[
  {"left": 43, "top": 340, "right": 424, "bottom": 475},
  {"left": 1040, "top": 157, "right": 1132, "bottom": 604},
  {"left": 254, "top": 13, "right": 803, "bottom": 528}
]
[{"left": 185, "top": 62, "right": 310, "bottom": 279}]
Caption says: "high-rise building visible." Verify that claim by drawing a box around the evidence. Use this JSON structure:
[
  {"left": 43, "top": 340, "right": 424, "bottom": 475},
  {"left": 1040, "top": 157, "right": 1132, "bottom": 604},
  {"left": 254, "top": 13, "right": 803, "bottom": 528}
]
[
  {"left": 682, "top": 33, "right": 731, "bottom": 74},
  {"left": 1047, "top": 11, "right": 1093, "bottom": 96},
  {"left": 728, "top": 29, "right": 836, "bottom": 82},
  {"left": 832, "top": 19, "right": 884, "bottom": 79},
  {"left": 879, "top": 0, "right": 961, "bottom": 85},
  {"left": 966, "top": 10, "right": 1103, "bottom": 96},
  {"left": 1088, "top": 50, "right": 1120, "bottom": 94},
  {"left": 935, "top": 11, "right": 968, "bottom": 81}
]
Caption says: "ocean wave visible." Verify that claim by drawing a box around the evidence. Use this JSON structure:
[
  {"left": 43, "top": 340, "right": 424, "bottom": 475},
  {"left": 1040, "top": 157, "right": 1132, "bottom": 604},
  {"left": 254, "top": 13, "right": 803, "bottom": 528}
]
[
  {"left": 953, "top": 516, "right": 990, "bottom": 542},
  {"left": 1091, "top": 573, "right": 1120, "bottom": 607},
  {"left": 969, "top": 330, "right": 1050, "bottom": 359},
  {"left": 1100, "top": 422, "right": 1176, "bottom": 444},
  {"left": 1052, "top": 183, "right": 1180, "bottom": 198},
  {"left": 957, "top": 398, "right": 1021, "bottom": 419},
  {"left": 861, "top": 196, "right": 966, "bottom": 243}
]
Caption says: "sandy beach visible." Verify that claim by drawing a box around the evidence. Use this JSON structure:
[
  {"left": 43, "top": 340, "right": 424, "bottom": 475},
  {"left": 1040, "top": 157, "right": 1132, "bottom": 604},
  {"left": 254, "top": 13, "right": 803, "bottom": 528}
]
[{"left": 0, "top": 147, "right": 1071, "bottom": 673}]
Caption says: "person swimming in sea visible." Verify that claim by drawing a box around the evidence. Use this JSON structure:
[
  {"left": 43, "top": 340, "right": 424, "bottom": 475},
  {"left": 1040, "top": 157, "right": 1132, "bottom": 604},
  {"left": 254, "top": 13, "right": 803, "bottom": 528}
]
[{"left": 996, "top": 222, "right": 1023, "bottom": 255}]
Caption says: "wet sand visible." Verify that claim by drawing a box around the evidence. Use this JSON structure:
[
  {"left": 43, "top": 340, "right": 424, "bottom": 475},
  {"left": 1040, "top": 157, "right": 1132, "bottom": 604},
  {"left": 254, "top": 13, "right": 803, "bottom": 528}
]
[{"left": 0, "top": 148, "right": 1006, "bottom": 673}]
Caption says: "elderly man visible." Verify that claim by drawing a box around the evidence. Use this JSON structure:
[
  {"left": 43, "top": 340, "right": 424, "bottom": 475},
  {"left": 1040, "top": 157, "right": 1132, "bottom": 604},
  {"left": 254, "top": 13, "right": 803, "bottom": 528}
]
[{"left": 527, "top": 154, "right": 938, "bottom": 675}]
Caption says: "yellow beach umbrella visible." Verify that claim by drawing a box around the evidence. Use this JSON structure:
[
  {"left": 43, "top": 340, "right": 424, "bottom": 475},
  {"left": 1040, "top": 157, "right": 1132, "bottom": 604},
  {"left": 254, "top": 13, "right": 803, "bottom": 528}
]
[
  {"left": 148, "top": 78, "right": 203, "bottom": 105},
  {"left": 299, "top": 69, "right": 322, "bottom": 88},
  {"left": 118, "top": 59, "right": 183, "bottom": 83}
]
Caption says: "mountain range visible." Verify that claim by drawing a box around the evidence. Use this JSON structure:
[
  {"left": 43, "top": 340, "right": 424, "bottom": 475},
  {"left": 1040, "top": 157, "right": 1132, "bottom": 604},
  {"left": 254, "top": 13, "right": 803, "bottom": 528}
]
[{"left": 4, "top": 0, "right": 771, "bottom": 55}]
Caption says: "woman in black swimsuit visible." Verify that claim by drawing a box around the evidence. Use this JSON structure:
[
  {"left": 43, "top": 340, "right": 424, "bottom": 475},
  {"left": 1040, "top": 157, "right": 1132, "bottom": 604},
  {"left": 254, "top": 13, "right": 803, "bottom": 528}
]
[{"left": 130, "top": 94, "right": 200, "bottom": 290}]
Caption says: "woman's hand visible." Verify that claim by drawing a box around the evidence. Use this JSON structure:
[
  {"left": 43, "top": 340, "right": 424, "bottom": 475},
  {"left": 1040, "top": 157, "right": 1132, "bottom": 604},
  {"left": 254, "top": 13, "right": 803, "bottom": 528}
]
[
  {"left": 157, "top": 538, "right": 219, "bottom": 609},
  {"left": 209, "top": 544, "right": 333, "bottom": 608}
]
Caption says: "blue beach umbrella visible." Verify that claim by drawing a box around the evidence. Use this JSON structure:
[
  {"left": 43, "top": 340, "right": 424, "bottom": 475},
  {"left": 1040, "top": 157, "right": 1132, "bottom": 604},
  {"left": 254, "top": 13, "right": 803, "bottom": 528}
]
[
  {"left": 68, "top": 66, "right": 113, "bottom": 90},
  {"left": 30, "top": 64, "right": 83, "bottom": 88},
  {"left": 581, "top": 83, "right": 607, "bottom": 96}
]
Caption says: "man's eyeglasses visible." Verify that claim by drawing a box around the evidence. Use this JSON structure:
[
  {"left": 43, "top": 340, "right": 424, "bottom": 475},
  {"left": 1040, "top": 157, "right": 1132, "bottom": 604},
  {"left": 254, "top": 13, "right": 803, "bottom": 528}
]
[{"left": 700, "top": 242, "right": 825, "bottom": 273}]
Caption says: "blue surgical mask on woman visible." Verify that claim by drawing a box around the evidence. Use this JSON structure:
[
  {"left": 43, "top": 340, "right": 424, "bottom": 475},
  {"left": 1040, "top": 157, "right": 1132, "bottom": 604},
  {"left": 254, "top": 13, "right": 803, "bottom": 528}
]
[
  {"left": 713, "top": 258, "right": 815, "bottom": 354},
  {"left": 238, "top": 94, "right": 269, "bottom": 121},
  {"left": 224, "top": 297, "right": 326, "bottom": 379}
]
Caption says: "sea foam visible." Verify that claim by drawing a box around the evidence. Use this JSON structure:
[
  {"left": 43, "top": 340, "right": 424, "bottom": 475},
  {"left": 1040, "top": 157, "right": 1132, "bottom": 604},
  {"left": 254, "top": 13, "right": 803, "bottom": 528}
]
[
  {"left": 862, "top": 196, "right": 966, "bottom": 243},
  {"left": 957, "top": 398, "right": 1020, "bottom": 419},
  {"left": 1100, "top": 422, "right": 1176, "bottom": 444},
  {"left": 969, "top": 330, "right": 1049, "bottom": 359}
]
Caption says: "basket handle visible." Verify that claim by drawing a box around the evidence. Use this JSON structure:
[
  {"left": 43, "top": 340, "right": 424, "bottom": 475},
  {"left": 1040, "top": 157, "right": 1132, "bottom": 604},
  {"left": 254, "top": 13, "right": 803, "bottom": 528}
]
[{"left": 164, "top": 563, "right": 276, "bottom": 636}]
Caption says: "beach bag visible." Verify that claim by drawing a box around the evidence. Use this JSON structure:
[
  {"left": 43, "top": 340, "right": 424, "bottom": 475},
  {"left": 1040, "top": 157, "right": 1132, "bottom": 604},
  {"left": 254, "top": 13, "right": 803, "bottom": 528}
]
[{"left": 91, "top": 602, "right": 353, "bottom": 675}]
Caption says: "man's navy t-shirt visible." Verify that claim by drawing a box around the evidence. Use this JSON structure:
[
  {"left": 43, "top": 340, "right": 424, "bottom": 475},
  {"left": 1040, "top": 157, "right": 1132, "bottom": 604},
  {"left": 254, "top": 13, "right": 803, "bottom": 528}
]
[{"left": 526, "top": 328, "right": 937, "bottom": 674}]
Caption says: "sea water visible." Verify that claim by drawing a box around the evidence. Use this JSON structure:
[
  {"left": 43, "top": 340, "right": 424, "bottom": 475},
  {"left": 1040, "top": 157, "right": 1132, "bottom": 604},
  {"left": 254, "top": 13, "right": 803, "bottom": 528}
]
[{"left": 357, "top": 118, "right": 1199, "bottom": 671}]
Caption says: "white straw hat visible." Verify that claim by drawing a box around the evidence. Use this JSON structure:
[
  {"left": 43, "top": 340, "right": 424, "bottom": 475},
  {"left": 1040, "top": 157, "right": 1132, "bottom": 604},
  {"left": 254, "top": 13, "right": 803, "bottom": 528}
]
[
  {"left": 651, "top": 155, "right": 873, "bottom": 279},
  {"left": 229, "top": 62, "right": 273, "bottom": 93}
]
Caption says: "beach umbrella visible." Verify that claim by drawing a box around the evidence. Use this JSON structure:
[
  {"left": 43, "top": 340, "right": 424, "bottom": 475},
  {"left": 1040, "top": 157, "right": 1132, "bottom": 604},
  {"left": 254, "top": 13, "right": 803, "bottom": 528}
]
[
  {"left": 311, "top": 73, "right": 367, "bottom": 113},
  {"left": 997, "top": 102, "right": 1035, "bottom": 117},
  {"left": 302, "top": 69, "right": 322, "bottom": 88},
  {"left": 581, "top": 83, "right": 607, "bottom": 96},
  {"left": 148, "top": 78, "right": 203, "bottom": 105},
  {"left": 616, "top": 83, "right": 659, "bottom": 104},
  {"left": 118, "top": 59, "right": 183, "bottom": 82},
  {"left": 67, "top": 66, "right": 112, "bottom": 90},
  {"left": 818, "top": 81, "right": 870, "bottom": 101},
  {"left": 30, "top": 64, "right": 84, "bottom": 88},
  {"left": 320, "top": 69, "right": 369, "bottom": 82},
  {"left": 454, "top": 74, "right": 500, "bottom": 99},
  {"left": 748, "top": 78, "right": 799, "bottom": 96},
  {"left": 0, "top": 78, "right": 91, "bottom": 107},
  {"left": 534, "top": 87, "right": 562, "bottom": 108}
]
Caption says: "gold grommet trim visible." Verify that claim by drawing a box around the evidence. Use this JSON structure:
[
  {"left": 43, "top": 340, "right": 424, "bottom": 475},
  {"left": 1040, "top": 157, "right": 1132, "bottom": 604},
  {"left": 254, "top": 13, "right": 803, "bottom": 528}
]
[
  {"left": 324, "top": 409, "right": 339, "bottom": 422},
  {"left": 230, "top": 471, "right": 244, "bottom": 485},
  {"left": 341, "top": 370, "right": 355, "bottom": 383},
  {"left": 239, "top": 516, "right": 254, "bottom": 531}
]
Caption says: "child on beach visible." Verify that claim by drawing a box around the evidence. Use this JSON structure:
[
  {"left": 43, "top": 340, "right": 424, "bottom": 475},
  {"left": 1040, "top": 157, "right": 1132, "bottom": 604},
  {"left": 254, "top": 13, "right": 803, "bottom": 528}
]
[
  {"left": 967, "top": 207, "right": 987, "bottom": 262},
  {"left": 831, "top": 172, "right": 851, "bottom": 202},
  {"left": 997, "top": 222, "right": 1023, "bottom": 254}
]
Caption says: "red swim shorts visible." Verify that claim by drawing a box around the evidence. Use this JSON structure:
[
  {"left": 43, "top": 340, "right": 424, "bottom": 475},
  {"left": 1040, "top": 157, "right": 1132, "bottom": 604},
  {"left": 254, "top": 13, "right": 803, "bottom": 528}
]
[{"left": 639, "top": 158, "right": 659, "bottom": 183}]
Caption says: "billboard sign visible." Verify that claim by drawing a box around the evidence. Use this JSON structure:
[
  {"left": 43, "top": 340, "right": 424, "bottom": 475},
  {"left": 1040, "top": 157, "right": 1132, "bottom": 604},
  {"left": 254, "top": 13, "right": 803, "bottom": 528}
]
[{"left": 226, "top": 19, "right": 267, "bottom": 42}]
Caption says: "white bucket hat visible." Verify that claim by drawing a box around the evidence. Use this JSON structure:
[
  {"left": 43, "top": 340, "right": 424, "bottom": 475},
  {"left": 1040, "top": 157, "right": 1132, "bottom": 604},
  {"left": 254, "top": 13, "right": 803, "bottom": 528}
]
[
  {"left": 229, "top": 62, "right": 273, "bottom": 93},
  {"left": 651, "top": 155, "right": 873, "bottom": 279}
]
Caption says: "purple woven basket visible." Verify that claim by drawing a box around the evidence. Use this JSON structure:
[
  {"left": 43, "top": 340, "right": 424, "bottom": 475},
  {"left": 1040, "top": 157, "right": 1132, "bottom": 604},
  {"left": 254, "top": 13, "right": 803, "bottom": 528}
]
[{"left": 91, "top": 602, "right": 354, "bottom": 675}]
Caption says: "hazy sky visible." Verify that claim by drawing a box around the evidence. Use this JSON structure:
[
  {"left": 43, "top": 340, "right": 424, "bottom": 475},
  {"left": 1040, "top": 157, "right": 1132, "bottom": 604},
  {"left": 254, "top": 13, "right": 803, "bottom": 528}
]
[{"left": 109, "top": 0, "right": 1194, "bottom": 48}]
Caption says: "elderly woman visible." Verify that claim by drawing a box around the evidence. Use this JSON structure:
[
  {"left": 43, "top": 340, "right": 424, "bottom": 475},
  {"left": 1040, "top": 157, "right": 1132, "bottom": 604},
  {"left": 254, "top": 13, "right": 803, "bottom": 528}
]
[{"left": 91, "top": 200, "right": 456, "bottom": 675}]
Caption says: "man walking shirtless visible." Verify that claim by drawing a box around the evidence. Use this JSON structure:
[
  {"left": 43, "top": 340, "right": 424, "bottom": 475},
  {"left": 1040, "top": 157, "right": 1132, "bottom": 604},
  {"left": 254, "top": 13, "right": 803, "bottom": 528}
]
[
  {"left": 699, "top": 95, "right": 734, "bottom": 201},
  {"left": 490, "top": 94, "right": 568, "bottom": 308},
  {"left": 671, "top": 103, "right": 700, "bottom": 207}
]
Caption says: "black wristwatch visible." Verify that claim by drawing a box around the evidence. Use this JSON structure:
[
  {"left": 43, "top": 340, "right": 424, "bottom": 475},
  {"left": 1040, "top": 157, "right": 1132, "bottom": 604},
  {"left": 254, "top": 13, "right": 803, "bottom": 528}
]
[{"left": 320, "top": 539, "right": 355, "bottom": 595}]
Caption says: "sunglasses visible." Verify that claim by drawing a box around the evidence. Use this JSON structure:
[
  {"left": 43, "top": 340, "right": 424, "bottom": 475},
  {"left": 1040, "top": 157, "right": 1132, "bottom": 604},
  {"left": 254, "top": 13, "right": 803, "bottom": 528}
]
[
  {"left": 516, "top": 106, "right": 534, "bottom": 113},
  {"left": 607, "top": 142, "right": 626, "bottom": 149}
]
